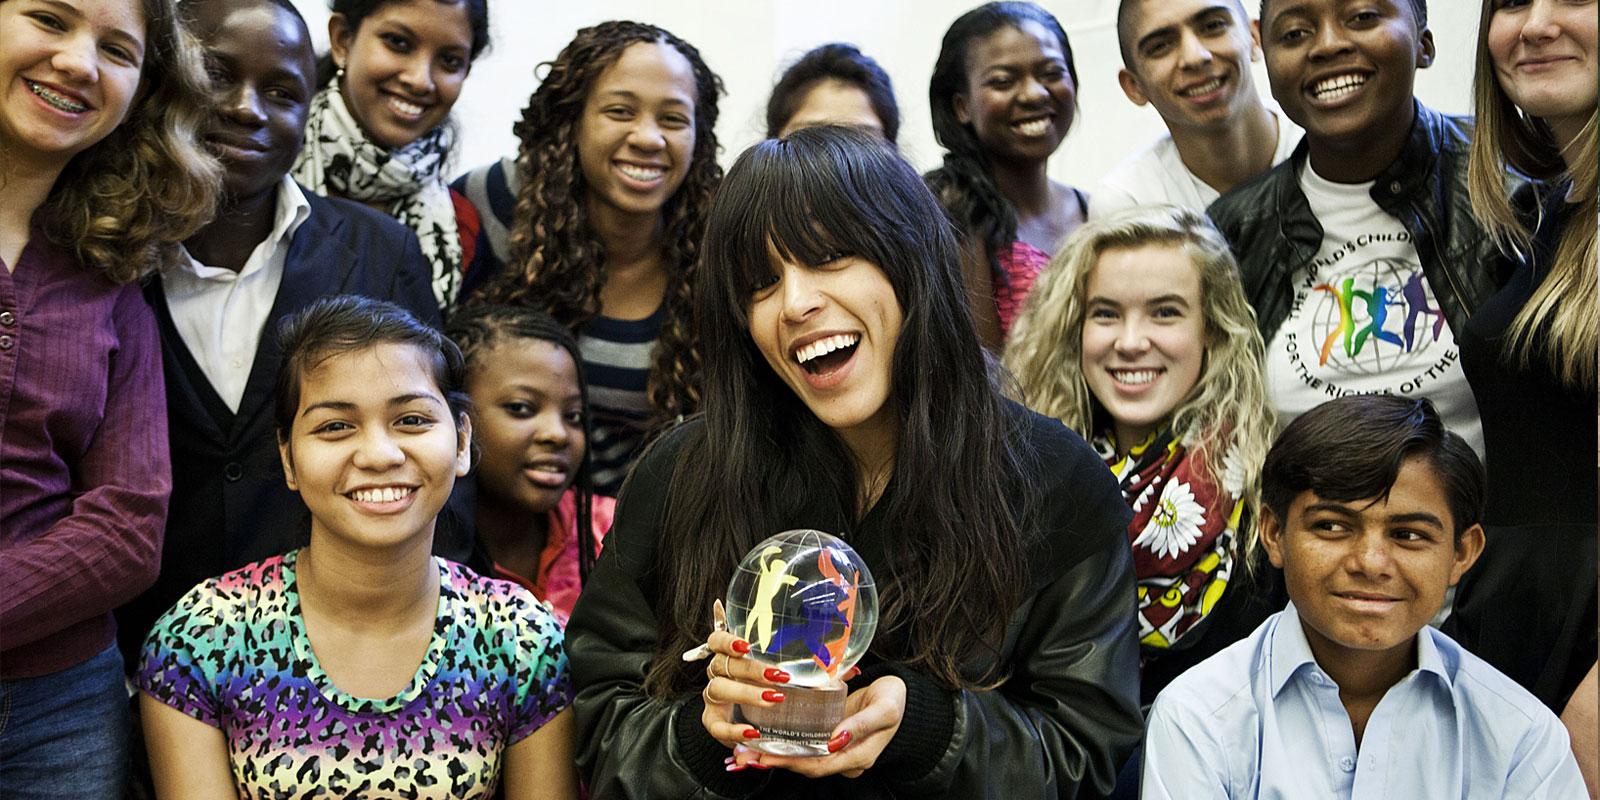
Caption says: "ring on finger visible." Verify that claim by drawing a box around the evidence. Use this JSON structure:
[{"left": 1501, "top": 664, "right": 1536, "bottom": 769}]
[{"left": 702, "top": 682, "right": 719, "bottom": 707}]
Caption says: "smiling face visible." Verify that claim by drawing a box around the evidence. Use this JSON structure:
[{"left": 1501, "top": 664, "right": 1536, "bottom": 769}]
[
  {"left": 1263, "top": 456, "right": 1484, "bottom": 668},
  {"left": 279, "top": 342, "right": 471, "bottom": 553},
  {"left": 0, "top": 0, "right": 146, "bottom": 173},
  {"left": 329, "top": 0, "right": 471, "bottom": 150},
  {"left": 953, "top": 20, "right": 1076, "bottom": 165},
  {"left": 1080, "top": 244, "right": 1207, "bottom": 449},
  {"left": 1120, "top": 0, "right": 1265, "bottom": 133},
  {"left": 748, "top": 249, "right": 903, "bottom": 453},
  {"left": 779, "top": 79, "right": 884, "bottom": 138},
  {"left": 191, "top": 0, "right": 315, "bottom": 203},
  {"left": 576, "top": 40, "right": 698, "bottom": 227},
  {"left": 1487, "top": 0, "right": 1598, "bottom": 149},
  {"left": 465, "top": 337, "right": 585, "bottom": 515},
  {"left": 1262, "top": 0, "right": 1433, "bottom": 172}
]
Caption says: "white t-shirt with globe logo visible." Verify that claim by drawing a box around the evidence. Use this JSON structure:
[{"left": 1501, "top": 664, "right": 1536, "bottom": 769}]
[{"left": 1263, "top": 163, "right": 1485, "bottom": 456}]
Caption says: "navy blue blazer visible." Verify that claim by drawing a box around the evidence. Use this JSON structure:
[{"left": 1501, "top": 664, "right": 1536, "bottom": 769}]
[{"left": 118, "top": 189, "right": 475, "bottom": 660}]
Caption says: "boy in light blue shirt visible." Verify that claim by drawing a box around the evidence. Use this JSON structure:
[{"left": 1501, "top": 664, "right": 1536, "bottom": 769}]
[{"left": 1142, "top": 395, "right": 1587, "bottom": 798}]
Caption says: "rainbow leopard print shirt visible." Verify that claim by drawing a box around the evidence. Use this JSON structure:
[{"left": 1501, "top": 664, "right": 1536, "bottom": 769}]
[{"left": 138, "top": 550, "right": 570, "bottom": 798}]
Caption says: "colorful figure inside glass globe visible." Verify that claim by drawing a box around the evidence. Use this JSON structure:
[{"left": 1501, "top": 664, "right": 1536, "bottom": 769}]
[{"left": 726, "top": 530, "right": 878, "bottom": 687}]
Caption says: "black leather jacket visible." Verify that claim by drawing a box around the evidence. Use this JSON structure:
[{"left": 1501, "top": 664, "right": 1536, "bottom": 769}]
[
  {"left": 1206, "top": 101, "right": 1525, "bottom": 339},
  {"left": 566, "top": 406, "right": 1142, "bottom": 799}
]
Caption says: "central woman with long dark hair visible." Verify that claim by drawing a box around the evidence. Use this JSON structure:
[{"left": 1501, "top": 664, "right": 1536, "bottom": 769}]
[{"left": 567, "top": 126, "right": 1141, "bottom": 798}]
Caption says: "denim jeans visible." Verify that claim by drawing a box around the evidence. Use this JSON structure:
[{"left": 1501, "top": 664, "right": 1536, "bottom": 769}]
[{"left": 0, "top": 644, "right": 130, "bottom": 799}]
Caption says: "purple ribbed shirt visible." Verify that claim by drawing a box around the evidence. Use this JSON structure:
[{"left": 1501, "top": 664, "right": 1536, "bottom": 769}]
[{"left": 0, "top": 222, "right": 169, "bottom": 678}]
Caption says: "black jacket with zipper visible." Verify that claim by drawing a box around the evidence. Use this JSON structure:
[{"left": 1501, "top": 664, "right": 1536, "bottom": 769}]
[
  {"left": 1206, "top": 101, "right": 1526, "bottom": 340},
  {"left": 566, "top": 404, "right": 1143, "bottom": 799}
]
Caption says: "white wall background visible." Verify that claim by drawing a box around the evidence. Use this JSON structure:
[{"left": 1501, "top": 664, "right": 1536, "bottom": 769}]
[{"left": 291, "top": 0, "right": 1483, "bottom": 189}]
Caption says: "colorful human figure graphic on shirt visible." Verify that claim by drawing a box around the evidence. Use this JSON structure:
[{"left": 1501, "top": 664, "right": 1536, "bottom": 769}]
[
  {"left": 1353, "top": 284, "right": 1404, "bottom": 353},
  {"left": 748, "top": 546, "right": 798, "bottom": 651},
  {"left": 1313, "top": 277, "right": 1357, "bottom": 366},
  {"left": 1315, "top": 268, "right": 1444, "bottom": 366},
  {"left": 1401, "top": 270, "right": 1446, "bottom": 350}
]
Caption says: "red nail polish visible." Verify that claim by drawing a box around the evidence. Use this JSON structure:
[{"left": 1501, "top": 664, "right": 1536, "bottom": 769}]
[
  {"left": 763, "top": 668, "right": 791, "bottom": 683},
  {"left": 742, "top": 728, "right": 761, "bottom": 739},
  {"left": 724, "top": 756, "right": 735, "bottom": 765},
  {"left": 828, "top": 730, "right": 851, "bottom": 753},
  {"left": 732, "top": 639, "right": 751, "bottom": 654},
  {"left": 761, "top": 690, "right": 785, "bottom": 703}
]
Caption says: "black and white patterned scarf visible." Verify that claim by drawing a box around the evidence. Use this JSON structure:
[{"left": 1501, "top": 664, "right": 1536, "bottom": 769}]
[{"left": 293, "top": 82, "right": 461, "bottom": 310}]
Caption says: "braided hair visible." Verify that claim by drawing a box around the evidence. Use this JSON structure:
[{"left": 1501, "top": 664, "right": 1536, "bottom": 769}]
[
  {"left": 446, "top": 305, "right": 600, "bottom": 582},
  {"left": 472, "top": 21, "right": 724, "bottom": 427},
  {"left": 925, "top": 2, "right": 1076, "bottom": 277}
]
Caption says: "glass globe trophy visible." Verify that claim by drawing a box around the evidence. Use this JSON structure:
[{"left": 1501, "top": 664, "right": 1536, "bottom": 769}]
[{"left": 724, "top": 530, "right": 877, "bottom": 756}]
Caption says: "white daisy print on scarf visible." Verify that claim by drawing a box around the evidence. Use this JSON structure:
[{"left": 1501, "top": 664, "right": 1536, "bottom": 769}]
[{"left": 1132, "top": 480, "right": 1208, "bottom": 560}]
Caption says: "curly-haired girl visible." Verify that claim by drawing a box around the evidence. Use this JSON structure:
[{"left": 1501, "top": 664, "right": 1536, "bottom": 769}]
[
  {"left": 293, "top": 0, "right": 491, "bottom": 311},
  {"left": 0, "top": 0, "right": 219, "bottom": 792},
  {"left": 1005, "top": 205, "right": 1278, "bottom": 708},
  {"left": 925, "top": 1, "right": 1087, "bottom": 351},
  {"left": 455, "top": 20, "right": 723, "bottom": 496}
]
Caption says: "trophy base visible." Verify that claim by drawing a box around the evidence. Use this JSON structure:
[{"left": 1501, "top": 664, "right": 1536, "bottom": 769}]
[{"left": 733, "top": 681, "right": 847, "bottom": 758}]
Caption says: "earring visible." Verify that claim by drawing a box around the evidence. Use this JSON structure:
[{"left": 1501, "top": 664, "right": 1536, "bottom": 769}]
[{"left": 335, "top": 63, "right": 346, "bottom": 80}]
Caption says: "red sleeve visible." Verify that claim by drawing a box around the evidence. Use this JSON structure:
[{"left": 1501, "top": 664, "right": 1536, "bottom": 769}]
[
  {"left": 452, "top": 188, "right": 480, "bottom": 278},
  {"left": 0, "top": 285, "right": 169, "bottom": 647}
]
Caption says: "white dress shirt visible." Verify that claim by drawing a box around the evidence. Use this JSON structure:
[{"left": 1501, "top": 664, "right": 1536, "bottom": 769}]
[
  {"left": 1142, "top": 606, "right": 1587, "bottom": 799},
  {"left": 165, "top": 177, "right": 310, "bottom": 412}
]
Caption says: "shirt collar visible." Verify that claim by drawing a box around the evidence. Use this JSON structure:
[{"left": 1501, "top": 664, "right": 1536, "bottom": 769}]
[
  {"left": 1269, "top": 603, "right": 1449, "bottom": 697},
  {"left": 1269, "top": 603, "right": 1322, "bottom": 697},
  {"left": 179, "top": 175, "right": 310, "bottom": 280}
]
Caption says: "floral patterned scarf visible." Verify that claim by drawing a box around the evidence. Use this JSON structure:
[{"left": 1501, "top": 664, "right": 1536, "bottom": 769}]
[
  {"left": 293, "top": 82, "right": 461, "bottom": 310},
  {"left": 1093, "top": 430, "right": 1244, "bottom": 650}
]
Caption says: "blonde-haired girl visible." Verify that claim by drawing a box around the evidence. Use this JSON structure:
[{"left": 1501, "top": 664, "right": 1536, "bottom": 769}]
[{"left": 1006, "top": 205, "right": 1277, "bottom": 706}]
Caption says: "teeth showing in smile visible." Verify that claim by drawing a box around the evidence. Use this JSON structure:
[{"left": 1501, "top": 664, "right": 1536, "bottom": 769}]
[
  {"left": 529, "top": 465, "right": 562, "bottom": 474},
  {"left": 617, "top": 163, "right": 666, "bottom": 182},
  {"left": 388, "top": 96, "right": 425, "bottom": 117},
  {"left": 26, "top": 80, "right": 88, "bottom": 113},
  {"left": 1180, "top": 77, "right": 1223, "bottom": 97},
  {"left": 1012, "top": 118, "right": 1050, "bottom": 137},
  {"left": 350, "top": 486, "right": 412, "bottom": 504},
  {"left": 1311, "top": 73, "right": 1367, "bottom": 101},
  {"left": 795, "top": 334, "right": 860, "bottom": 366},
  {"left": 1111, "top": 369, "right": 1161, "bottom": 385}
]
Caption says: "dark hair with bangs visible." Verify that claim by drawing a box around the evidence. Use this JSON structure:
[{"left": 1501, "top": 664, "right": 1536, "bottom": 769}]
[
  {"left": 445, "top": 305, "right": 600, "bottom": 582},
  {"left": 644, "top": 126, "right": 1034, "bottom": 695},
  {"left": 274, "top": 295, "right": 469, "bottom": 443},
  {"left": 1262, "top": 395, "right": 1483, "bottom": 540}
]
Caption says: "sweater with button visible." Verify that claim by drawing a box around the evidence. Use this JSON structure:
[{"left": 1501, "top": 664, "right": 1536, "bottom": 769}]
[{"left": 0, "top": 216, "right": 169, "bottom": 678}]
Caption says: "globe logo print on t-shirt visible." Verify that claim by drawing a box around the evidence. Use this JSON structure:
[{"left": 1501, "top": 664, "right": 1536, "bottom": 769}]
[{"left": 1304, "top": 253, "right": 1447, "bottom": 375}]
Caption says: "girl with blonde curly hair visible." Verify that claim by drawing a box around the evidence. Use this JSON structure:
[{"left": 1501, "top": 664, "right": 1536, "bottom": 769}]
[
  {"left": 1447, "top": 0, "right": 1598, "bottom": 775},
  {"left": 0, "top": 0, "right": 218, "bottom": 792},
  {"left": 455, "top": 20, "right": 723, "bottom": 496},
  {"left": 1005, "top": 205, "right": 1278, "bottom": 709}
]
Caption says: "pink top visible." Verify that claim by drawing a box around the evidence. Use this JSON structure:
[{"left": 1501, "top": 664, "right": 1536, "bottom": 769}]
[
  {"left": 491, "top": 489, "right": 615, "bottom": 625},
  {"left": 995, "top": 240, "right": 1049, "bottom": 341}
]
